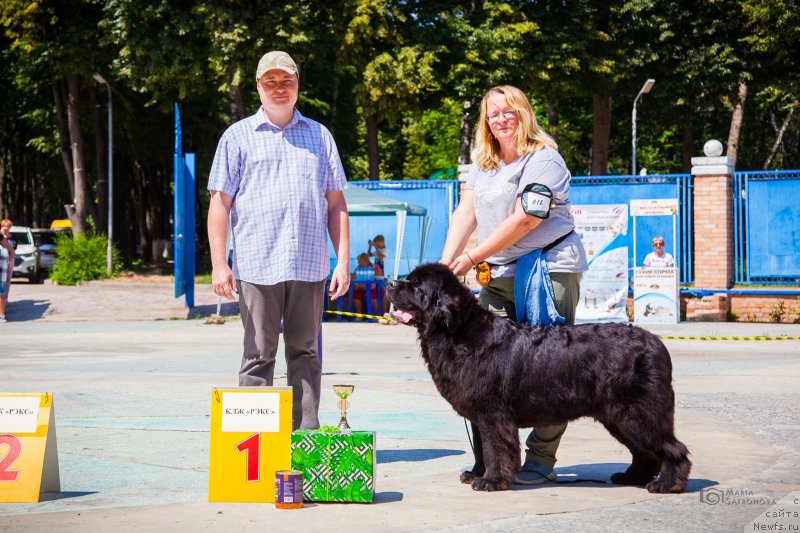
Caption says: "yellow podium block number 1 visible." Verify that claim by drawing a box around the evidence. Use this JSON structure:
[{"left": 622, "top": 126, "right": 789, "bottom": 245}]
[
  {"left": 208, "top": 387, "right": 292, "bottom": 502},
  {"left": 0, "top": 393, "right": 60, "bottom": 503}
]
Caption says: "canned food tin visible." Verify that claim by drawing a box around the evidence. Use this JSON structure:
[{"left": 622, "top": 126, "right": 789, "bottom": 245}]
[{"left": 275, "top": 470, "right": 304, "bottom": 509}]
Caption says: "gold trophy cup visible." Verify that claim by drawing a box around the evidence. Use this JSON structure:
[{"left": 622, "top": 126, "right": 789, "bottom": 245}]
[{"left": 332, "top": 384, "right": 355, "bottom": 431}]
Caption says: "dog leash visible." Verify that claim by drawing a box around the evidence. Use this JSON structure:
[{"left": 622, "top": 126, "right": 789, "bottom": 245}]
[{"left": 463, "top": 418, "right": 608, "bottom": 485}]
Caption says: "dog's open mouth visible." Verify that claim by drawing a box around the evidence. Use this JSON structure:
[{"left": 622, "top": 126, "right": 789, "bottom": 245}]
[{"left": 392, "top": 309, "right": 417, "bottom": 324}]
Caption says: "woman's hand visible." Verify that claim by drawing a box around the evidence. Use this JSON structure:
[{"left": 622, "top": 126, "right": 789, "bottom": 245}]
[{"left": 449, "top": 254, "right": 475, "bottom": 276}]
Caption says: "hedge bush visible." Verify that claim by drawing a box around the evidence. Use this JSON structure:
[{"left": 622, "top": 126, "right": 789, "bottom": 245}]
[{"left": 50, "top": 232, "right": 121, "bottom": 285}]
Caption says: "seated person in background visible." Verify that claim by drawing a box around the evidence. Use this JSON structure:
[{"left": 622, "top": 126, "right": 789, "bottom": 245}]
[
  {"left": 367, "top": 234, "right": 388, "bottom": 272},
  {"left": 352, "top": 252, "right": 384, "bottom": 317},
  {"left": 643, "top": 236, "right": 675, "bottom": 267}
]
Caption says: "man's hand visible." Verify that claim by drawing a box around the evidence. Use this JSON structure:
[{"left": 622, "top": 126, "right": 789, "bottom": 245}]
[
  {"left": 328, "top": 264, "right": 350, "bottom": 299},
  {"left": 212, "top": 265, "right": 237, "bottom": 300}
]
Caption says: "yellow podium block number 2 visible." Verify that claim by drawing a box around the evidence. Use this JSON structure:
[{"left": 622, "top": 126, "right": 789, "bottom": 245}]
[
  {"left": 208, "top": 387, "right": 292, "bottom": 502},
  {"left": 0, "top": 393, "right": 60, "bottom": 503}
]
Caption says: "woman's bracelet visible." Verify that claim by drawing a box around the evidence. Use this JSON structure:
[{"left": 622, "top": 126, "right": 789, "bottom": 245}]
[{"left": 465, "top": 252, "right": 477, "bottom": 266}]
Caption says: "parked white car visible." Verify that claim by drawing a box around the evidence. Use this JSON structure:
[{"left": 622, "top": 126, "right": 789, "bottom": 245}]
[{"left": 10, "top": 226, "right": 40, "bottom": 283}]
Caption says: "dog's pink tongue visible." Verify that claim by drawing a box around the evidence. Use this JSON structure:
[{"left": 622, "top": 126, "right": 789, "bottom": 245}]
[{"left": 392, "top": 309, "right": 414, "bottom": 324}]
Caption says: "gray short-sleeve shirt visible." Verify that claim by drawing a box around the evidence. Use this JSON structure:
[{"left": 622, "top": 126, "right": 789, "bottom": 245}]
[{"left": 465, "top": 146, "right": 588, "bottom": 275}]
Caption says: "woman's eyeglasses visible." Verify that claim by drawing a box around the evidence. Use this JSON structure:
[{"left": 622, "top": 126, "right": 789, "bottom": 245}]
[{"left": 487, "top": 110, "right": 518, "bottom": 124}]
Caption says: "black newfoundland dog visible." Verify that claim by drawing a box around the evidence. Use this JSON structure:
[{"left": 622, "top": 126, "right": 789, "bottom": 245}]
[{"left": 387, "top": 263, "right": 691, "bottom": 493}]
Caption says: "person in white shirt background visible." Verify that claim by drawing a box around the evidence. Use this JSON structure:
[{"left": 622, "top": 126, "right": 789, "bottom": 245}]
[{"left": 643, "top": 236, "right": 675, "bottom": 267}]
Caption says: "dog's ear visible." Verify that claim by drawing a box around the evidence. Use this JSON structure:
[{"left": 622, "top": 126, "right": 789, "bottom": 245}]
[{"left": 424, "top": 287, "right": 460, "bottom": 334}]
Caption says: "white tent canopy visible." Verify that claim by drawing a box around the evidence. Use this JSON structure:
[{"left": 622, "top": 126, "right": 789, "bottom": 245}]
[{"left": 343, "top": 186, "right": 430, "bottom": 280}]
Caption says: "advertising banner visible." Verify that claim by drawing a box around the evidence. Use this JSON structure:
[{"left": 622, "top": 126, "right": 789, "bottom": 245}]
[
  {"left": 633, "top": 267, "right": 680, "bottom": 324},
  {"left": 572, "top": 204, "right": 629, "bottom": 323},
  {"left": 631, "top": 198, "right": 680, "bottom": 324}
]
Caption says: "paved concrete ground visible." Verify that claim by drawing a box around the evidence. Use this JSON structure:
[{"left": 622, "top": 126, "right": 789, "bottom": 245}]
[{"left": 1, "top": 279, "right": 799, "bottom": 532}]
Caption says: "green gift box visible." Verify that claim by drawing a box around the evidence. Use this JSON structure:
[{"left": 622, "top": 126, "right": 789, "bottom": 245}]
[{"left": 291, "top": 430, "right": 376, "bottom": 503}]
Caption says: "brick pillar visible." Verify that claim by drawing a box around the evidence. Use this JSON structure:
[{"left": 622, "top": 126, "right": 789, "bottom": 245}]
[
  {"left": 687, "top": 145, "right": 735, "bottom": 321},
  {"left": 690, "top": 153, "right": 735, "bottom": 289}
]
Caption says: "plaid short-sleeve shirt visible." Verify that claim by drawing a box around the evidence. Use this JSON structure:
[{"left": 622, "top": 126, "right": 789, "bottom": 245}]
[{"left": 207, "top": 109, "right": 347, "bottom": 285}]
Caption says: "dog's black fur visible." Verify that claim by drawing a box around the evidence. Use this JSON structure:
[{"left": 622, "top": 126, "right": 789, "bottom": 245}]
[{"left": 387, "top": 263, "right": 691, "bottom": 493}]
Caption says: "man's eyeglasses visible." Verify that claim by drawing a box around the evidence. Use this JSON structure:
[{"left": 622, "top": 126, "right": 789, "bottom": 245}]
[
  {"left": 487, "top": 110, "right": 518, "bottom": 124},
  {"left": 260, "top": 78, "right": 296, "bottom": 90},
  {"left": 653, "top": 242, "right": 664, "bottom": 247}
]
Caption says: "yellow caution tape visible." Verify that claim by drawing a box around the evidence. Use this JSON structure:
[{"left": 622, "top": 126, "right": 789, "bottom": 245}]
[
  {"left": 324, "top": 310, "right": 388, "bottom": 321},
  {"left": 660, "top": 335, "right": 800, "bottom": 341}
]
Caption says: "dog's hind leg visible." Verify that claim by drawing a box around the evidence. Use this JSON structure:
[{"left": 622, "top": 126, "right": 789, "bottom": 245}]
[
  {"left": 602, "top": 421, "right": 660, "bottom": 486},
  {"left": 460, "top": 421, "right": 486, "bottom": 485},
  {"left": 470, "top": 419, "right": 520, "bottom": 492},
  {"left": 646, "top": 436, "right": 692, "bottom": 494}
]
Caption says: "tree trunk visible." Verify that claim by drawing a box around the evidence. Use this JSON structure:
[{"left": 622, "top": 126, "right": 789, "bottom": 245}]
[
  {"left": 366, "top": 113, "right": 379, "bottom": 180},
  {"left": 794, "top": 125, "right": 800, "bottom": 169},
  {"left": 547, "top": 99, "right": 559, "bottom": 144},
  {"left": 145, "top": 161, "right": 167, "bottom": 263},
  {"left": 89, "top": 84, "right": 108, "bottom": 235},
  {"left": 133, "top": 162, "right": 150, "bottom": 262},
  {"left": 681, "top": 122, "right": 694, "bottom": 173},
  {"left": 51, "top": 75, "right": 75, "bottom": 201},
  {"left": 0, "top": 148, "right": 6, "bottom": 219},
  {"left": 458, "top": 99, "right": 475, "bottom": 165},
  {"left": 229, "top": 83, "right": 246, "bottom": 124},
  {"left": 66, "top": 73, "right": 97, "bottom": 234},
  {"left": 23, "top": 151, "right": 33, "bottom": 226},
  {"left": 590, "top": 92, "right": 611, "bottom": 176},
  {"left": 32, "top": 155, "right": 44, "bottom": 227},
  {"left": 11, "top": 139, "right": 23, "bottom": 221},
  {"left": 725, "top": 79, "right": 748, "bottom": 162},
  {"left": 763, "top": 104, "right": 796, "bottom": 169}
]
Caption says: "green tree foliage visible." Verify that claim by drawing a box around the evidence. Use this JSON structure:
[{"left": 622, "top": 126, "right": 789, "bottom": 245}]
[{"left": 402, "top": 100, "right": 462, "bottom": 181}]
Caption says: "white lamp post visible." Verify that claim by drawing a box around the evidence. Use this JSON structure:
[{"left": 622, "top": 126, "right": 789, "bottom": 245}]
[
  {"left": 92, "top": 73, "right": 113, "bottom": 275},
  {"left": 631, "top": 78, "right": 655, "bottom": 176}
]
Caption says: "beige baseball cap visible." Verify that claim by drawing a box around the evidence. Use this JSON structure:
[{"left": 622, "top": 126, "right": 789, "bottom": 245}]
[{"left": 256, "top": 51, "right": 298, "bottom": 80}]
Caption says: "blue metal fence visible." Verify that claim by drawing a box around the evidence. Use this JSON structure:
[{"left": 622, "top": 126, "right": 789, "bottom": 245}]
[
  {"left": 346, "top": 176, "right": 697, "bottom": 284},
  {"left": 571, "top": 174, "right": 694, "bottom": 285},
  {"left": 734, "top": 169, "right": 800, "bottom": 285}
]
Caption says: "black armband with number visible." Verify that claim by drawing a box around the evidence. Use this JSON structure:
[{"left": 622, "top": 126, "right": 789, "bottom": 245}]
[{"left": 520, "top": 183, "right": 555, "bottom": 219}]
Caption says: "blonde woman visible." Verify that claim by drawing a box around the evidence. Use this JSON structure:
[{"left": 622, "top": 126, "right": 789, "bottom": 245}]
[{"left": 440, "top": 85, "right": 587, "bottom": 485}]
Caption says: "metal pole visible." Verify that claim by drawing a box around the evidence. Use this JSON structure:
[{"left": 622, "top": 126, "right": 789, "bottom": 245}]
[
  {"left": 631, "top": 104, "right": 638, "bottom": 176},
  {"left": 106, "top": 84, "right": 113, "bottom": 275},
  {"left": 631, "top": 79, "right": 655, "bottom": 177},
  {"left": 93, "top": 73, "right": 113, "bottom": 275}
]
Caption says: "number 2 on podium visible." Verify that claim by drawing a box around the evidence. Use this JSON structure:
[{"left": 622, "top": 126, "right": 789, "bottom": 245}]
[
  {"left": 0, "top": 434, "right": 22, "bottom": 482},
  {"left": 236, "top": 433, "right": 260, "bottom": 482}
]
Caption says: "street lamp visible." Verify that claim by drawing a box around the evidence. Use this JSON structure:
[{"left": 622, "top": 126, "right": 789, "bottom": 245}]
[
  {"left": 631, "top": 78, "right": 655, "bottom": 176},
  {"left": 92, "top": 73, "right": 113, "bottom": 275}
]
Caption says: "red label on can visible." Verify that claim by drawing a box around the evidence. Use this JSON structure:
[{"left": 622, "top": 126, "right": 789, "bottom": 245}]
[{"left": 275, "top": 470, "right": 303, "bottom": 508}]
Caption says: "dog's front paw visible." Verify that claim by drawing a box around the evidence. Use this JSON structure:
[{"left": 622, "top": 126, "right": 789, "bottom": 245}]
[
  {"left": 460, "top": 470, "right": 477, "bottom": 484},
  {"left": 471, "top": 477, "right": 509, "bottom": 492}
]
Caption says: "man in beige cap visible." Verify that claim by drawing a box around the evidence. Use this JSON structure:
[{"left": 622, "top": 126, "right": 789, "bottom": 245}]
[{"left": 207, "top": 50, "right": 350, "bottom": 429}]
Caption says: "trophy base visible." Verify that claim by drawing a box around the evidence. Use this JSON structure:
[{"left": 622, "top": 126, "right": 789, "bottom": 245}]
[{"left": 337, "top": 416, "right": 351, "bottom": 433}]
